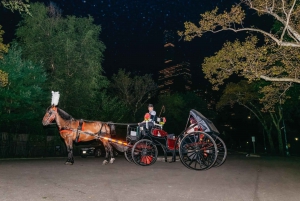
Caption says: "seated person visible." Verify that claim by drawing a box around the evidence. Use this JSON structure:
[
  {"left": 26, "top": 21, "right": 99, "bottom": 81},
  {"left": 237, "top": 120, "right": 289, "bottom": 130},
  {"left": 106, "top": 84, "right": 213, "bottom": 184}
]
[
  {"left": 184, "top": 116, "right": 204, "bottom": 140},
  {"left": 139, "top": 104, "right": 156, "bottom": 132},
  {"left": 185, "top": 116, "right": 198, "bottom": 134}
]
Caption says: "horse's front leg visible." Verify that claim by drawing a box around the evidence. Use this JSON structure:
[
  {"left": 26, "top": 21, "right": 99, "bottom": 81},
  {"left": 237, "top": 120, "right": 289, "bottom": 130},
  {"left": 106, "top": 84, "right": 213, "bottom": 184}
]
[
  {"left": 64, "top": 136, "right": 74, "bottom": 165},
  {"left": 102, "top": 141, "right": 115, "bottom": 165}
]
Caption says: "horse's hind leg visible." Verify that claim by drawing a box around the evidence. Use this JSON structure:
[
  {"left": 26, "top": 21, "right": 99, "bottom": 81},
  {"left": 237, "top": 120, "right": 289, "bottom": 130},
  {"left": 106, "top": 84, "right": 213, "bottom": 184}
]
[
  {"left": 107, "top": 143, "right": 115, "bottom": 164},
  {"left": 102, "top": 141, "right": 109, "bottom": 165},
  {"left": 64, "top": 137, "right": 74, "bottom": 165}
]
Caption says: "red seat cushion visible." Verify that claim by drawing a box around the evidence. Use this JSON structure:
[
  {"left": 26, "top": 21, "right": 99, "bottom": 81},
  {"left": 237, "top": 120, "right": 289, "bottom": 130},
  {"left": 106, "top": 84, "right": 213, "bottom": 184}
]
[
  {"left": 152, "top": 129, "right": 168, "bottom": 137},
  {"left": 167, "top": 138, "right": 178, "bottom": 150}
]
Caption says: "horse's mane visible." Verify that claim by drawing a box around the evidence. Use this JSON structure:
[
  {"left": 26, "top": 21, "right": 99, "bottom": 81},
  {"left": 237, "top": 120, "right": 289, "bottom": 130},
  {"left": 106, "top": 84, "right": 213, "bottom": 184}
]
[{"left": 57, "top": 107, "right": 73, "bottom": 120}]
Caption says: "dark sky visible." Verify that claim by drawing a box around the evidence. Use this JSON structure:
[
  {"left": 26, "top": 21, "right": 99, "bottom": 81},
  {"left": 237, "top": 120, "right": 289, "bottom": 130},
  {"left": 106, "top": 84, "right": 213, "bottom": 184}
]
[{"left": 1, "top": 0, "right": 242, "bottom": 86}]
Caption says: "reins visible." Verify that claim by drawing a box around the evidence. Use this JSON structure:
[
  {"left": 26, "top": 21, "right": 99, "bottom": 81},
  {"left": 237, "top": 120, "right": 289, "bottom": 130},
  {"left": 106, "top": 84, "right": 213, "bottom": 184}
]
[{"left": 47, "top": 121, "right": 138, "bottom": 126}]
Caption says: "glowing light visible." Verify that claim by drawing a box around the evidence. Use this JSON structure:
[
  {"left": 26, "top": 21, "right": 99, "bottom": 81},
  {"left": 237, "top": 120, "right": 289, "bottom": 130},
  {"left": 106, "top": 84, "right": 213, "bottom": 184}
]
[{"left": 296, "top": 138, "right": 298, "bottom": 141}]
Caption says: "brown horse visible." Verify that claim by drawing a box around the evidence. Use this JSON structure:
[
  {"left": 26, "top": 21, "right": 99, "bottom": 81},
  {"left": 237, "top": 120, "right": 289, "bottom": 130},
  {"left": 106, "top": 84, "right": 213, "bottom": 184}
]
[{"left": 42, "top": 106, "right": 116, "bottom": 165}]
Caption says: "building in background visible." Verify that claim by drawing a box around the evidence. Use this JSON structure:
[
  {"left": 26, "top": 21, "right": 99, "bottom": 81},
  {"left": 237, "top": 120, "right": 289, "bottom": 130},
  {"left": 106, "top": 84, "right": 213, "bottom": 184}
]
[
  {"left": 158, "top": 30, "right": 192, "bottom": 94},
  {"left": 159, "top": 62, "right": 192, "bottom": 94}
]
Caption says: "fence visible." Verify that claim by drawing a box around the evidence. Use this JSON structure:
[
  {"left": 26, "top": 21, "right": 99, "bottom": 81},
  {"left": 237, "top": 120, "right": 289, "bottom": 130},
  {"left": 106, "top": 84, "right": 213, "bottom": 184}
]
[{"left": 0, "top": 132, "right": 67, "bottom": 158}]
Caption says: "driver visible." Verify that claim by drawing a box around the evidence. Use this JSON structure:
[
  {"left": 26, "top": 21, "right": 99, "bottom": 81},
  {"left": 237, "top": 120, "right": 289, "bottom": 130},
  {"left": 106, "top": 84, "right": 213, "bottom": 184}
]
[{"left": 139, "top": 104, "right": 156, "bottom": 131}]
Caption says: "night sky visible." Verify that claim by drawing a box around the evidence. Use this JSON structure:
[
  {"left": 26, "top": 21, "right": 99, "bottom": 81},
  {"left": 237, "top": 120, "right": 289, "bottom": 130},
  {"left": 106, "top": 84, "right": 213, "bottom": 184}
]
[{"left": 1, "top": 0, "right": 240, "bottom": 86}]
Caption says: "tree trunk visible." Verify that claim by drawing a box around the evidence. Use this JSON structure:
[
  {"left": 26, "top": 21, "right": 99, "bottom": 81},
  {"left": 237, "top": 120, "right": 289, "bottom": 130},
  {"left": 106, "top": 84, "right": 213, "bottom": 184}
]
[
  {"left": 240, "top": 103, "right": 276, "bottom": 154},
  {"left": 275, "top": 126, "right": 284, "bottom": 156},
  {"left": 264, "top": 126, "right": 275, "bottom": 154},
  {"left": 270, "top": 111, "right": 284, "bottom": 156}
]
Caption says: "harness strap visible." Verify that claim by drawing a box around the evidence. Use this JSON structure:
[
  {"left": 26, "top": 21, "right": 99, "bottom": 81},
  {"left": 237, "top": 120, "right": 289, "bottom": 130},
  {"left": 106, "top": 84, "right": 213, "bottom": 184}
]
[{"left": 75, "top": 119, "right": 84, "bottom": 143}]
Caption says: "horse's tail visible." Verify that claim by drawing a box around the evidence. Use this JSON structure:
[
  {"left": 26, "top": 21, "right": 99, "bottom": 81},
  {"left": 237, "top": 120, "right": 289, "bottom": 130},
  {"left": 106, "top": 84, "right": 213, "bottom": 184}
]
[{"left": 108, "top": 122, "right": 116, "bottom": 137}]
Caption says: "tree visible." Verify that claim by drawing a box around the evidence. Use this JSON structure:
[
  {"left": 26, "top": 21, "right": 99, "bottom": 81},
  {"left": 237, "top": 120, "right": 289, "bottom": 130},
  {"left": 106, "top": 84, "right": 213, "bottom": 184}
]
[
  {"left": 92, "top": 92, "right": 129, "bottom": 123},
  {"left": 0, "top": 26, "right": 9, "bottom": 87},
  {"left": 178, "top": 0, "right": 300, "bottom": 110},
  {"left": 1, "top": 0, "right": 30, "bottom": 15},
  {"left": 216, "top": 80, "right": 297, "bottom": 155},
  {"left": 111, "top": 69, "right": 157, "bottom": 120},
  {"left": 15, "top": 2, "right": 107, "bottom": 119},
  {"left": 0, "top": 44, "right": 46, "bottom": 130},
  {"left": 0, "top": 0, "right": 31, "bottom": 87}
]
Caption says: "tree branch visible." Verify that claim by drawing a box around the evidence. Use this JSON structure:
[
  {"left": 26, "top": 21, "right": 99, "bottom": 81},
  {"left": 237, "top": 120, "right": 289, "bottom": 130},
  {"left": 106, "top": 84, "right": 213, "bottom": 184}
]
[
  {"left": 224, "top": 28, "right": 300, "bottom": 47},
  {"left": 247, "top": 3, "right": 300, "bottom": 43},
  {"left": 260, "top": 75, "right": 300, "bottom": 84},
  {"left": 280, "top": 0, "right": 297, "bottom": 42}
]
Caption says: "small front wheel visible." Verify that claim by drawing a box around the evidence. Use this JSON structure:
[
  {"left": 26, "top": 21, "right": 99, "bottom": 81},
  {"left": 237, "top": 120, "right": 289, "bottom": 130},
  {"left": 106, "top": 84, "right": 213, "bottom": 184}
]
[
  {"left": 124, "top": 140, "right": 134, "bottom": 163},
  {"left": 132, "top": 139, "right": 158, "bottom": 166}
]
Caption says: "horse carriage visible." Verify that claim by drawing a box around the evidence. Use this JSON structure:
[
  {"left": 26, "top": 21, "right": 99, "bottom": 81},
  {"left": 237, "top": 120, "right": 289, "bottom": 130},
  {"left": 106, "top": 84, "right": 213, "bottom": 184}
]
[
  {"left": 42, "top": 92, "right": 227, "bottom": 170},
  {"left": 122, "top": 109, "right": 227, "bottom": 171}
]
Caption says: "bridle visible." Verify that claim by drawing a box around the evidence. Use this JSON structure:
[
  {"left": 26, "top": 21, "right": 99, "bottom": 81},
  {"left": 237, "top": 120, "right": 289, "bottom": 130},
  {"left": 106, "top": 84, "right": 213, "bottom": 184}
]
[{"left": 42, "top": 107, "right": 57, "bottom": 125}]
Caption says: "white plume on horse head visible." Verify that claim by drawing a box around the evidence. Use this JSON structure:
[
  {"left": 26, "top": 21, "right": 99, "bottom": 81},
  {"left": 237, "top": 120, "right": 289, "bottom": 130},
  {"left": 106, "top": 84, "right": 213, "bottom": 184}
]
[{"left": 51, "top": 91, "right": 60, "bottom": 106}]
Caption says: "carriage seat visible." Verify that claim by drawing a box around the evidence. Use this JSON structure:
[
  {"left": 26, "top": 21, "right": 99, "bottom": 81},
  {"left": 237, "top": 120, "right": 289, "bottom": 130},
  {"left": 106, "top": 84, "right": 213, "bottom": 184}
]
[{"left": 151, "top": 128, "right": 168, "bottom": 137}]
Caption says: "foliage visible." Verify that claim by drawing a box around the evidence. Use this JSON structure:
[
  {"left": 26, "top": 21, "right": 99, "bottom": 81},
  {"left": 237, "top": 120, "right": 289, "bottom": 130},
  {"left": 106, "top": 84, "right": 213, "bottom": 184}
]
[
  {"left": 0, "top": 44, "right": 47, "bottom": 127},
  {"left": 0, "top": 25, "right": 9, "bottom": 87},
  {"left": 1, "top": 0, "right": 31, "bottom": 15},
  {"left": 92, "top": 92, "right": 130, "bottom": 123},
  {"left": 15, "top": 2, "right": 107, "bottom": 119},
  {"left": 155, "top": 92, "right": 216, "bottom": 135},
  {"left": 204, "top": 36, "right": 300, "bottom": 111},
  {"left": 111, "top": 69, "right": 157, "bottom": 120},
  {"left": 179, "top": 0, "right": 300, "bottom": 46},
  {"left": 179, "top": 0, "right": 300, "bottom": 111}
]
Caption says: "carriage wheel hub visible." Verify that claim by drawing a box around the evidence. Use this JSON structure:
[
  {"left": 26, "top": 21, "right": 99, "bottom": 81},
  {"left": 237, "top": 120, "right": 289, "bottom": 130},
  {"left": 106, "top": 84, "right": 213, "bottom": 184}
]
[{"left": 142, "top": 149, "right": 147, "bottom": 155}]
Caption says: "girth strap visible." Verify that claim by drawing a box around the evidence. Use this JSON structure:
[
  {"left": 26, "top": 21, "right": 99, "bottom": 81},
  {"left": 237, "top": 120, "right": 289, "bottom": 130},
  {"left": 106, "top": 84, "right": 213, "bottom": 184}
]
[{"left": 75, "top": 119, "right": 84, "bottom": 143}]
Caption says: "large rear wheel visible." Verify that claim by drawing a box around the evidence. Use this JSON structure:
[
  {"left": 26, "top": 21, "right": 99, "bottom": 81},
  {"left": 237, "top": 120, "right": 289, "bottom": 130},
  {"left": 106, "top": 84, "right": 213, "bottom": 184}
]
[
  {"left": 132, "top": 139, "right": 158, "bottom": 166},
  {"left": 179, "top": 132, "right": 217, "bottom": 170},
  {"left": 211, "top": 134, "right": 227, "bottom": 167}
]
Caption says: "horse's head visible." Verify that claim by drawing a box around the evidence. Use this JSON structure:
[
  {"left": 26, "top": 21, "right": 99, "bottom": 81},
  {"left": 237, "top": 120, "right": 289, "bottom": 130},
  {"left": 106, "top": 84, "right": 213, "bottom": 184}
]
[{"left": 42, "top": 106, "right": 57, "bottom": 126}]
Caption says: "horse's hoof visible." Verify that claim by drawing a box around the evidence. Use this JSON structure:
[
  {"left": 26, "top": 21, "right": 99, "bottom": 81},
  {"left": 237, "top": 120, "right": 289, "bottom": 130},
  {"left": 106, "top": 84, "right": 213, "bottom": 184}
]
[
  {"left": 65, "top": 161, "right": 73, "bottom": 165},
  {"left": 109, "top": 158, "right": 115, "bottom": 164},
  {"left": 102, "top": 160, "right": 108, "bottom": 165}
]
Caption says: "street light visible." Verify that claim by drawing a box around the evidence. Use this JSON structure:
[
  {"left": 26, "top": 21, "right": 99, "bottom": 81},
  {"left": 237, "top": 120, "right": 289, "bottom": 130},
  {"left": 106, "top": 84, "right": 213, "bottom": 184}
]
[{"left": 296, "top": 138, "right": 299, "bottom": 141}]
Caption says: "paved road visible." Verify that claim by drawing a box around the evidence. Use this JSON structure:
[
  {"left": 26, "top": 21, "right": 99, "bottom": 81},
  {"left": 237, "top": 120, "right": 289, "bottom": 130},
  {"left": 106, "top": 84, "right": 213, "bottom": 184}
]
[{"left": 0, "top": 154, "right": 300, "bottom": 201}]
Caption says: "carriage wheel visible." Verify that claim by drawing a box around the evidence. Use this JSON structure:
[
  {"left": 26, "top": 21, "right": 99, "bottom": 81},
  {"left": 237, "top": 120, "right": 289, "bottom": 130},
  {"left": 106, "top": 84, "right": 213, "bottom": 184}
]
[
  {"left": 124, "top": 138, "right": 134, "bottom": 163},
  {"left": 211, "top": 134, "right": 227, "bottom": 167},
  {"left": 131, "top": 139, "right": 158, "bottom": 166},
  {"left": 179, "top": 132, "right": 217, "bottom": 171}
]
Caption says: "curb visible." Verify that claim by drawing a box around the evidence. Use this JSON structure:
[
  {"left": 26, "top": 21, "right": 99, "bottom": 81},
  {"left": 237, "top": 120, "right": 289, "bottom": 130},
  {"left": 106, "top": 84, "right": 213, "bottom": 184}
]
[
  {"left": 237, "top": 152, "right": 261, "bottom": 157},
  {"left": 156, "top": 156, "right": 180, "bottom": 162},
  {"left": 0, "top": 157, "right": 65, "bottom": 161}
]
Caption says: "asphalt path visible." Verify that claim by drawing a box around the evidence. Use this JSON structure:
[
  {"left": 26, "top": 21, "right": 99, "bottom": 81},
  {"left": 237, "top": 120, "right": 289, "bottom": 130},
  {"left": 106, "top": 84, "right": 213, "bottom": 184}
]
[{"left": 0, "top": 154, "right": 300, "bottom": 201}]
